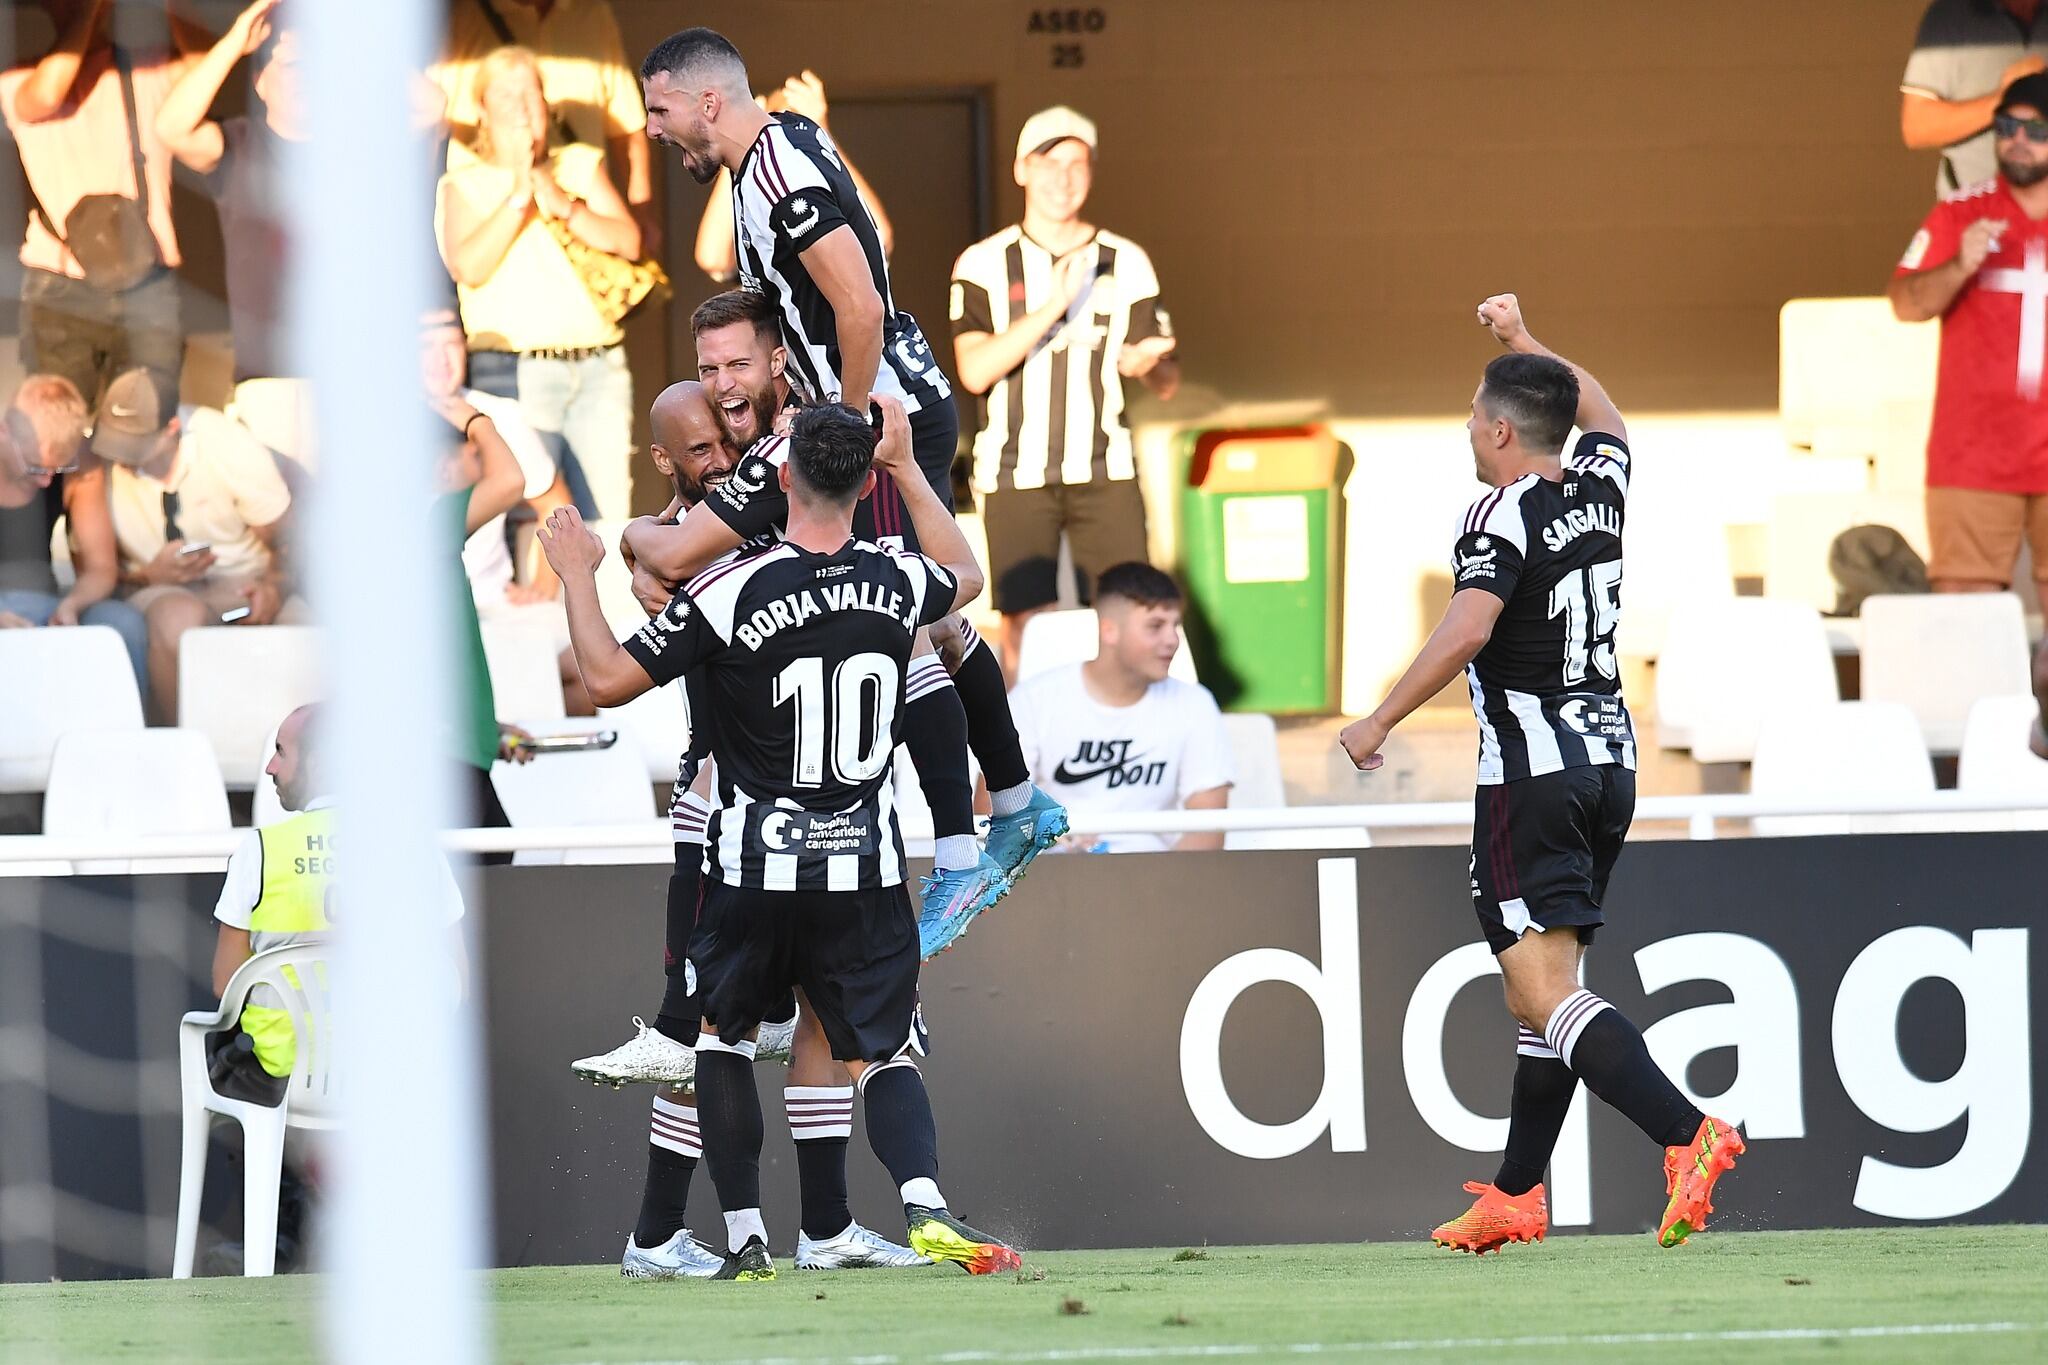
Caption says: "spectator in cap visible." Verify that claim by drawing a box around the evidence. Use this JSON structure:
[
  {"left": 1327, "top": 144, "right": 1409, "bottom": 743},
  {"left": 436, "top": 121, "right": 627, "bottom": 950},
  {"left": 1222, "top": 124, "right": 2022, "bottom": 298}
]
[
  {"left": 0, "top": 373, "right": 148, "bottom": 698},
  {"left": 92, "top": 368, "right": 303, "bottom": 722},
  {"left": 156, "top": 0, "right": 318, "bottom": 470},
  {"left": 949, "top": 106, "right": 1180, "bottom": 676},
  {"left": 1890, "top": 70, "right": 2048, "bottom": 613},
  {"left": 1902, "top": 0, "right": 2048, "bottom": 193}
]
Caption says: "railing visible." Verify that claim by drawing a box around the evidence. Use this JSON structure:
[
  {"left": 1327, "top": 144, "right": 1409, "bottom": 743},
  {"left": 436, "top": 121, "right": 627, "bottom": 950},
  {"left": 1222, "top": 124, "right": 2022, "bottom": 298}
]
[{"left": 1, "top": 789, "right": 2044, "bottom": 870}]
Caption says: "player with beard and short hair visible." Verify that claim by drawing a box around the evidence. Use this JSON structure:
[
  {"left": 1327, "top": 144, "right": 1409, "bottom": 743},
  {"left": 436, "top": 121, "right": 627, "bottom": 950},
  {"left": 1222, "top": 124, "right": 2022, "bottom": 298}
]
[
  {"left": 636, "top": 33, "right": 1069, "bottom": 958},
  {"left": 578, "top": 381, "right": 924, "bottom": 1277}
]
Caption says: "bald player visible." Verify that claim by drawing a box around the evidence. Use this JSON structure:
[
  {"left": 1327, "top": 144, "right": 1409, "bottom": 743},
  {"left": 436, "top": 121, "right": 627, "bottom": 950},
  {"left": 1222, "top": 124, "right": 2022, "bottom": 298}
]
[{"left": 578, "top": 382, "right": 924, "bottom": 1277}]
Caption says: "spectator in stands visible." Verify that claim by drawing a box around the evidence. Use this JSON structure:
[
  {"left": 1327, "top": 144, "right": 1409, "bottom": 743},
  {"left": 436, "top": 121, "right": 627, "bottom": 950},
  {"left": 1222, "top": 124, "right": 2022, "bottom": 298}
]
[
  {"left": 950, "top": 107, "right": 1179, "bottom": 677},
  {"left": 1902, "top": 0, "right": 2048, "bottom": 193},
  {"left": 428, "top": 353, "right": 536, "bottom": 856},
  {"left": 689, "top": 70, "right": 895, "bottom": 282},
  {"left": 0, "top": 374, "right": 147, "bottom": 696},
  {"left": 0, "top": 0, "right": 208, "bottom": 406},
  {"left": 1890, "top": 72, "right": 2048, "bottom": 613},
  {"left": 91, "top": 368, "right": 301, "bottom": 722},
  {"left": 433, "top": 0, "right": 659, "bottom": 253},
  {"left": 155, "top": 0, "right": 317, "bottom": 470},
  {"left": 436, "top": 45, "right": 643, "bottom": 521},
  {"left": 1008, "top": 563, "right": 1230, "bottom": 853}
]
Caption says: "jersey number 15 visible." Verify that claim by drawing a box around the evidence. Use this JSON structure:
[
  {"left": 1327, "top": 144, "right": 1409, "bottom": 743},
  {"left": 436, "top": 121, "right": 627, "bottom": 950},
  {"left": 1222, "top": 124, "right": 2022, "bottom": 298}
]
[
  {"left": 1547, "top": 561, "right": 1622, "bottom": 686},
  {"left": 774, "top": 653, "right": 899, "bottom": 788}
]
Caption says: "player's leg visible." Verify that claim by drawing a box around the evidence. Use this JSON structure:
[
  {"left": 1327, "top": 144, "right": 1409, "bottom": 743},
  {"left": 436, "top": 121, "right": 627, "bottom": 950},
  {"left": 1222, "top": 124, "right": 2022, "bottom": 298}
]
[
  {"left": 901, "top": 630, "right": 1010, "bottom": 956},
  {"left": 621, "top": 1083, "right": 723, "bottom": 1278},
  {"left": 785, "top": 995, "right": 924, "bottom": 1270},
  {"left": 801, "top": 883, "right": 1019, "bottom": 1275}
]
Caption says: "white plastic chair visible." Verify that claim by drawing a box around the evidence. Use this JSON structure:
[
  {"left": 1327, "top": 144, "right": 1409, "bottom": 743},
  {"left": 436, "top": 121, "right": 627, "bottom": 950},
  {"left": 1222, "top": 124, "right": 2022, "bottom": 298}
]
[
  {"left": 1750, "top": 700, "right": 1937, "bottom": 837},
  {"left": 1760, "top": 492, "right": 1931, "bottom": 614},
  {"left": 43, "top": 729, "right": 231, "bottom": 874},
  {"left": 490, "top": 717, "right": 658, "bottom": 863},
  {"left": 1653, "top": 598, "right": 1838, "bottom": 759},
  {"left": 1613, "top": 507, "right": 1734, "bottom": 662},
  {"left": 173, "top": 942, "right": 336, "bottom": 1278},
  {"left": 1956, "top": 694, "right": 2048, "bottom": 831},
  {"left": 1015, "top": 609, "right": 1198, "bottom": 684},
  {"left": 1221, "top": 712, "right": 1368, "bottom": 850},
  {"left": 0, "top": 625, "right": 143, "bottom": 793},
  {"left": 584, "top": 519, "right": 657, "bottom": 636},
  {"left": 179, "top": 626, "right": 323, "bottom": 787},
  {"left": 1860, "top": 594, "right": 2031, "bottom": 754},
  {"left": 596, "top": 679, "right": 690, "bottom": 783},
  {"left": 480, "top": 619, "right": 568, "bottom": 722}
]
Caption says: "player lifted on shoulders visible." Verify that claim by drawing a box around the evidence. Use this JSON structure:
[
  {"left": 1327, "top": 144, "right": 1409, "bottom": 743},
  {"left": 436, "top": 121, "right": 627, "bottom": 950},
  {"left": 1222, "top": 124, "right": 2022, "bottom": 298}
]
[
  {"left": 1339, "top": 294, "right": 1743, "bottom": 1254},
  {"left": 544, "top": 397, "right": 1019, "bottom": 1280},
  {"left": 633, "top": 29, "right": 1069, "bottom": 957}
]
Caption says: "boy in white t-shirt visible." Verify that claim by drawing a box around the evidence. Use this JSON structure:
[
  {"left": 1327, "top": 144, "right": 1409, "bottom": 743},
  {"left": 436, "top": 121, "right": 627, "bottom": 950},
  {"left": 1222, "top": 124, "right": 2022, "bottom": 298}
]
[{"left": 1009, "top": 562, "right": 1232, "bottom": 853}]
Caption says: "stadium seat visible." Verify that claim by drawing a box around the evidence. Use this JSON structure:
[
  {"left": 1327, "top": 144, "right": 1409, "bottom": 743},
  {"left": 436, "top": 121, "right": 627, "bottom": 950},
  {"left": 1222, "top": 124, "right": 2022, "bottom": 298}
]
[
  {"left": 43, "top": 729, "right": 232, "bottom": 874},
  {"left": 1860, "top": 594, "right": 2031, "bottom": 753},
  {"left": 1749, "top": 700, "right": 1936, "bottom": 837},
  {"left": 1614, "top": 505, "right": 1734, "bottom": 662},
  {"left": 1778, "top": 298, "right": 1938, "bottom": 453},
  {"left": 584, "top": 519, "right": 652, "bottom": 635},
  {"left": 480, "top": 619, "right": 567, "bottom": 722},
  {"left": 178, "top": 626, "right": 322, "bottom": 788},
  {"left": 174, "top": 942, "right": 336, "bottom": 1279},
  {"left": 1653, "top": 598, "right": 1837, "bottom": 759},
  {"left": 1015, "top": 609, "right": 1198, "bottom": 684},
  {"left": 0, "top": 625, "right": 144, "bottom": 793},
  {"left": 490, "top": 718, "right": 659, "bottom": 864},
  {"left": 1220, "top": 712, "right": 1369, "bottom": 850},
  {"left": 1760, "top": 492, "right": 1930, "bottom": 615},
  {"left": 596, "top": 678, "right": 691, "bottom": 783},
  {"left": 1956, "top": 694, "right": 2048, "bottom": 831}
]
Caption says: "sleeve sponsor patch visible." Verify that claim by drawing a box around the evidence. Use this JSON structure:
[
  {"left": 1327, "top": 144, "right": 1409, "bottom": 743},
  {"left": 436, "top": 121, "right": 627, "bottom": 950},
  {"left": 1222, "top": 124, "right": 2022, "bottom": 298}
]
[
  {"left": 1455, "top": 535, "right": 1500, "bottom": 583},
  {"left": 1900, "top": 227, "right": 1932, "bottom": 271},
  {"left": 714, "top": 454, "right": 777, "bottom": 514},
  {"left": 770, "top": 188, "right": 845, "bottom": 250}
]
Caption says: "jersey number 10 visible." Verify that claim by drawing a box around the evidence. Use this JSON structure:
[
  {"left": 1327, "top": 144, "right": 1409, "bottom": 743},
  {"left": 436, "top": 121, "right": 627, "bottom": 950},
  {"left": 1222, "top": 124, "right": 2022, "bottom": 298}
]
[
  {"left": 774, "top": 653, "right": 900, "bottom": 788},
  {"left": 1547, "top": 561, "right": 1623, "bottom": 685}
]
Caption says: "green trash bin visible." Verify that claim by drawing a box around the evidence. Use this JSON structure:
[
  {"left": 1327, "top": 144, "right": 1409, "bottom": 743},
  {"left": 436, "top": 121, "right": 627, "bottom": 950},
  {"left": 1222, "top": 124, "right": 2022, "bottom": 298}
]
[{"left": 1176, "top": 425, "right": 1341, "bottom": 714}]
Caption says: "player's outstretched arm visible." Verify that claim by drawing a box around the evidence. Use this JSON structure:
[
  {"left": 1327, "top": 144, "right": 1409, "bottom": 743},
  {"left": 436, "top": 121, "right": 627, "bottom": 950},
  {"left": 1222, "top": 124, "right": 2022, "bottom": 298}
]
[
  {"left": 872, "top": 396, "right": 984, "bottom": 612},
  {"left": 623, "top": 502, "right": 746, "bottom": 584},
  {"left": 1339, "top": 589, "right": 1503, "bottom": 771},
  {"left": 539, "top": 505, "right": 655, "bottom": 707},
  {"left": 1477, "top": 293, "right": 1626, "bottom": 444}
]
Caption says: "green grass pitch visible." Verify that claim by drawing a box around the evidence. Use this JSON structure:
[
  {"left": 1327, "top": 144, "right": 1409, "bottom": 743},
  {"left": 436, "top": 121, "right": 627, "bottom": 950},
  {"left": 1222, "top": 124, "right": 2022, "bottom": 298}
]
[{"left": 2, "top": 1227, "right": 2042, "bottom": 1363}]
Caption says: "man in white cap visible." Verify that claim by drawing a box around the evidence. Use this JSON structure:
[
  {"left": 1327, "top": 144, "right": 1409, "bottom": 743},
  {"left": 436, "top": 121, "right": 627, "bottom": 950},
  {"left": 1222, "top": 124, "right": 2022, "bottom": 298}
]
[{"left": 949, "top": 105, "right": 1179, "bottom": 675}]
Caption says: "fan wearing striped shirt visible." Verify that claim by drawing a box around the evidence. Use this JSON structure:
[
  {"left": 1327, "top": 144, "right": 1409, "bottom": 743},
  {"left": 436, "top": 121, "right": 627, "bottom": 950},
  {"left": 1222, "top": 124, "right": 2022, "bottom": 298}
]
[
  {"left": 637, "top": 30, "right": 1071, "bottom": 958},
  {"left": 1338, "top": 294, "right": 1744, "bottom": 1258}
]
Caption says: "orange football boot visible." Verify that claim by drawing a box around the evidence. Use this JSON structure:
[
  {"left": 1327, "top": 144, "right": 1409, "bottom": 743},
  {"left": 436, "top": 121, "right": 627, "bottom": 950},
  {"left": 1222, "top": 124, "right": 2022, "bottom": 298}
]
[
  {"left": 1659, "top": 1115, "right": 1746, "bottom": 1248},
  {"left": 1431, "top": 1181, "right": 1547, "bottom": 1254}
]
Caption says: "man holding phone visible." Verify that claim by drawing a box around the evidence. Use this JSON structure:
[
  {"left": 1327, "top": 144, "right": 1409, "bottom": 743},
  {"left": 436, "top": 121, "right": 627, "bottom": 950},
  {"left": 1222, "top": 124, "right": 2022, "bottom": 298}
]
[{"left": 92, "top": 367, "right": 301, "bottom": 721}]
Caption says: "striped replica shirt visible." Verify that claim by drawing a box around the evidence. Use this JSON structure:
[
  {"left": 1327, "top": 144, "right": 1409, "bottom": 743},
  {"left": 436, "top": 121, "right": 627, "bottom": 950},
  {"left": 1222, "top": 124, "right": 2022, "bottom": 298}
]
[
  {"left": 622, "top": 538, "right": 957, "bottom": 890},
  {"left": 731, "top": 113, "right": 950, "bottom": 414},
  {"left": 1452, "top": 432, "right": 1637, "bottom": 785},
  {"left": 949, "top": 227, "right": 1171, "bottom": 493}
]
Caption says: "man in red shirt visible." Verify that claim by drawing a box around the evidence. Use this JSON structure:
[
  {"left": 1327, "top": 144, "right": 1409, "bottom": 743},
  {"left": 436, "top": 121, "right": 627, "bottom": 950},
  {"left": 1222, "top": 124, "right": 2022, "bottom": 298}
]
[{"left": 1892, "top": 71, "right": 2048, "bottom": 611}]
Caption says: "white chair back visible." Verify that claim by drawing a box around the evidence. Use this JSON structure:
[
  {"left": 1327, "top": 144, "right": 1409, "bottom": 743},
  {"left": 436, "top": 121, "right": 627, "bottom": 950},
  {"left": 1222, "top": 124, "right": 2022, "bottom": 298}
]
[
  {"left": 178, "top": 626, "right": 322, "bottom": 787},
  {"left": 220, "top": 942, "right": 340, "bottom": 1125},
  {"left": 491, "top": 718, "right": 657, "bottom": 863},
  {"left": 1760, "top": 492, "right": 1931, "bottom": 614},
  {"left": 596, "top": 678, "right": 690, "bottom": 783},
  {"left": 1614, "top": 507, "right": 1734, "bottom": 662},
  {"left": 1750, "top": 700, "right": 1936, "bottom": 837},
  {"left": 1016, "top": 609, "right": 1198, "bottom": 684},
  {"left": 1860, "top": 594, "right": 2031, "bottom": 754},
  {"left": 0, "top": 625, "right": 143, "bottom": 793},
  {"left": 1956, "top": 694, "right": 2048, "bottom": 831},
  {"left": 44, "top": 728, "right": 231, "bottom": 873},
  {"left": 1654, "top": 598, "right": 1838, "bottom": 760},
  {"left": 480, "top": 619, "right": 567, "bottom": 722},
  {"left": 1221, "top": 711, "right": 1369, "bottom": 850}
]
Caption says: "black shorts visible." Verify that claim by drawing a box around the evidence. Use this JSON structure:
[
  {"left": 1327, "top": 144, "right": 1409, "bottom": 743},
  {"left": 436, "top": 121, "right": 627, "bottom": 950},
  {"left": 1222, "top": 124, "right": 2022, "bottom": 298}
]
[
  {"left": 855, "top": 396, "right": 958, "bottom": 555},
  {"left": 666, "top": 846, "right": 792, "bottom": 1046},
  {"left": 691, "top": 879, "right": 921, "bottom": 1063},
  {"left": 1469, "top": 766, "right": 1635, "bottom": 955},
  {"left": 982, "top": 479, "right": 1151, "bottom": 615}
]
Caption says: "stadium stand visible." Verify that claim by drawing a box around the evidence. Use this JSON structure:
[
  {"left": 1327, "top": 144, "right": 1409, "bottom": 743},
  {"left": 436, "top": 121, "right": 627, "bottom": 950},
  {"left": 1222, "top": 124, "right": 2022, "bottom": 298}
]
[
  {"left": 42, "top": 728, "right": 230, "bottom": 874},
  {"left": 1654, "top": 598, "right": 1839, "bottom": 760},
  {"left": 176, "top": 626, "right": 322, "bottom": 788},
  {"left": 489, "top": 718, "right": 658, "bottom": 865},
  {"left": 0, "top": 625, "right": 143, "bottom": 794},
  {"left": 480, "top": 618, "right": 569, "bottom": 722},
  {"left": 1860, "top": 593, "right": 2032, "bottom": 753},
  {"left": 594, "top": 678, "right": 690, "bottom": 784},
  {"left": 1957, "top": 694, "right": 2048, "bottom": 830},
  {"left": 1750, "top": 700, "right": 1937, "bottom": 837},
  {"left": 1220, "top": 711, "right": 1369, "bottom": 851}
]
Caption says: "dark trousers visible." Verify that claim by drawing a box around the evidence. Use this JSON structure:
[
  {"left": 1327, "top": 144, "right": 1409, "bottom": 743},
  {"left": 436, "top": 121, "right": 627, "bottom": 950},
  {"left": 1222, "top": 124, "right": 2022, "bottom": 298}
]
[
  {"left": 461, "top": 761, "right": 514, "bottom": 867},
  {"left": 19, "top": 266, "right": 182, "bottom": 405}
]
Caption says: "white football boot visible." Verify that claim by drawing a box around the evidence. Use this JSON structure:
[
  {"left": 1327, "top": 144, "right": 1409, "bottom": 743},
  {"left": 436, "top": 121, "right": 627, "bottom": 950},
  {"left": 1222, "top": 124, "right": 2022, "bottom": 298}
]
[
  {"left": 754, "top": 1015, "right": 796, "bottom": 1065},
  {"left": 620, "top": 1229, "right": 723, "bottom": 1279},
  {"left": 570, "top": 1017, "right": 695, "bottom": 1088},
  {"left": 795, "top": 1221, "right": 931, "bottom": 1269}
]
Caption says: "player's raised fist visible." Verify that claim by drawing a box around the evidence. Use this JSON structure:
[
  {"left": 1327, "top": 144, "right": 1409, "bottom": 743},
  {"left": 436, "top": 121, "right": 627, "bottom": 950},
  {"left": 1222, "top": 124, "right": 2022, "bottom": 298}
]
[
  {"left": 1338, "top": 715, "right": 1389, "bottom": 773},
  {"left": 1958, "top": 218, "right": 2004, "bottom": 275},
  {"left": 871, "top": 394, "right": 914, "bottom": 475},
  {"left": 539, "top": 504, "right": 605, "bottom": 577},
  {"left": 1477, "top": 293, "right": 1527, "bottom": 346}
]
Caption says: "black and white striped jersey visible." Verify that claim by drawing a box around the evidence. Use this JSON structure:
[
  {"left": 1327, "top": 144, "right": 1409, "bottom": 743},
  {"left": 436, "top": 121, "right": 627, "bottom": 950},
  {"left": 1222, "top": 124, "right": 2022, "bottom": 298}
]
[
  {"left": 1452, "top": 432, "right": 1637, "bottom": 786},
  {"left": 949, "top": 226, "right": 1170, "bottom": 493},
  {"left": 731, "top": 113, "right": 950, "bottom": 414},
  {"left": 622, "top": 537, "right": 957, "bottom": 890}
]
